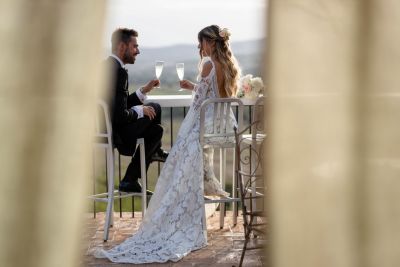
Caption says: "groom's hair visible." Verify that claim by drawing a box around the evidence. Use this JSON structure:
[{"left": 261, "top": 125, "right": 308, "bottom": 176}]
[{"left": 111, "top": 28, "right": 138, "bottom": 52}]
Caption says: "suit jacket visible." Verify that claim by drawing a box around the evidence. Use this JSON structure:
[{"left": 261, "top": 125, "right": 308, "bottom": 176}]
[
  {"left": 106, "top": 56, "right": 142, "bottom": 126},
  {"left": 106, "top": 56, "right": 143, "bottom": 153}
]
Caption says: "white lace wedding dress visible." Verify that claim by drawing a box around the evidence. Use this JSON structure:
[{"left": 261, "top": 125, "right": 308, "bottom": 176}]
[{"left": 95, "top": 58, "right": 237, "bottom": 264}]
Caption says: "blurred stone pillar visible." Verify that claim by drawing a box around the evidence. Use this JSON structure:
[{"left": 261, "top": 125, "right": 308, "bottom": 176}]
[
  {"left": 266, "top": 0, "right": 400, "bottom": 266},
  {"left": 361, "top": 1, "right": 400, "bottom": 266},
  {"left": 0, "top": 1, "right": 106, "bottom": 266}
]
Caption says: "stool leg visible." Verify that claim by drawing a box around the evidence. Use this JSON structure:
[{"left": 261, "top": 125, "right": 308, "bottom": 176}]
[
  {"left": 103, "top": 147, "right": 114, "bottom": 241},
  {"left": 201, "top": 147, "right": 207, "bottom": 240},
  {"left": 92, "top": 147, "right": 96, "bottom": 218},
  {"left": 140, "top": 141, "right": 147, "bottom": 216},
  {"left": 219, "top": 148, "right": 226, "bottom": 229},
  {"left": 232, "top": 149, "right": 237, "bottom": 226},
  {"left": 109, "top": 150, "right": 115, "bottom": 227},
  {"left": 118, "top": 152, "right": 122, "bottom": 218}
]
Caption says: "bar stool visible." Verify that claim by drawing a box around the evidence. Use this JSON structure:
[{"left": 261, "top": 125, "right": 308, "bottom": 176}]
[
  {"left": 89, "top": 100, "right": 148, "bottom": 241},
  {"left": 199, "top": 98, "right": 244, "bottom": 230}
]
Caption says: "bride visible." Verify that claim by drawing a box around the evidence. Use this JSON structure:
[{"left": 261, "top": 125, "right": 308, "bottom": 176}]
[{"left": 95, "top": 25, "right": 241, "bottom": 264}]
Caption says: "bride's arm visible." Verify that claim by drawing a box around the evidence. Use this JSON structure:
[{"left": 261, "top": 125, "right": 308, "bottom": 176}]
[
  {"left": 176, "top": 62, "right": 214, "bottom": 138},
  {"left": 193, "top": 62, "right": 212, "bottom": 91},
  {"left": 179, "top": 62, "right": 213, "bottom": 91},
  {"left": 191, "top": 62, "right": 214, "bottom": 111}
]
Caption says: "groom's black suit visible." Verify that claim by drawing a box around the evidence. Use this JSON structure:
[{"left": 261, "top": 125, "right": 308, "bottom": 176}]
[{"left": 106, "top": 56, "right": 163, "bottom": 182}]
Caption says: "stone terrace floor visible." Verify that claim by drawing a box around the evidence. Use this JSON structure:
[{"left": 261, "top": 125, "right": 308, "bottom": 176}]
[{"left": 82, "top": 211, "right": 265, "bottom": 266}]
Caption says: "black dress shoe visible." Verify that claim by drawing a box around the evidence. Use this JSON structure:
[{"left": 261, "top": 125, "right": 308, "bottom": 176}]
[
  {"left": 119, "top": 180, "right": 153, "bottom": 195},
  {"left": 151, "top": 148, "right": 169, "bottom": 162},
  {"left": 119, "top": 180, "right": 141, "bottom": 192}
]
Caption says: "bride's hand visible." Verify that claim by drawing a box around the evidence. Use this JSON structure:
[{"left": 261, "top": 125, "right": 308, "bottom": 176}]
[{"left": 179, "top": 80, "right": 195, "bottom": 90}]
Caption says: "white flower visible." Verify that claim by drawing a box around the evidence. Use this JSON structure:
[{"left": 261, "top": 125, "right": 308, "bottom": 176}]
[
  {"left": 250, "top": 77, "right": 264, "bottom": 93},
  {"left": 236, "top": 74, "right": 264, "bottom": 99},
  {"left": 219, "top": 28, "right": 231, "bottom": 39},
  {"left": 240, "top": 74, "right": 252, "bottom": 85}
]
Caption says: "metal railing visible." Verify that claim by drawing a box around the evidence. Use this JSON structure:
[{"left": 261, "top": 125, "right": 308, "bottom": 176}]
[{"left": 92, "top": 95, "right": 259, "bottom": 216}]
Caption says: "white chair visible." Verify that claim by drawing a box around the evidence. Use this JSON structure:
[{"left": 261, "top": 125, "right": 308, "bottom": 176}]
[
  {"left": 199, "top": 98, "right": 244, "bottom": 229},
  {"left": 242, "top": 97, "right": 265, "bottom": 210},
  {"left": 89, "top": 100, "right": 148, "bottom": 241},
  {"left": 234, "top": 121, "right": 266, "bottom": 267},
  {"left": 242, "top": 97, "right": 266, "bottom": 145}
]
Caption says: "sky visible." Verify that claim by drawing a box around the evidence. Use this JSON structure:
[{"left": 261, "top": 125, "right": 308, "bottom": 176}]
[{"left": 103, "top": 0, "right": 267, "bottom": 48}]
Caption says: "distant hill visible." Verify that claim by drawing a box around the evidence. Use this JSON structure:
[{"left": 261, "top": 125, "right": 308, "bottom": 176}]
[{"left": 105, "top": 39, "right": 266, "bottom": 89}]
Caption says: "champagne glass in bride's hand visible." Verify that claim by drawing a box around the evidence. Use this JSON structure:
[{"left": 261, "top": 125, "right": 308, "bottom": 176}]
[
  {"left": 176, "top": 63, "right": 185, "bottom": 91},
  {"left": 155, "top": 61, "right": 164, "bottom": 88}
]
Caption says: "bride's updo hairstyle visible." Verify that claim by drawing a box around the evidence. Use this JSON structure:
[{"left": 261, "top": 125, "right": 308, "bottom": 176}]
[{"left": 198, "top": 25, "right": 241, "bottom": 98}]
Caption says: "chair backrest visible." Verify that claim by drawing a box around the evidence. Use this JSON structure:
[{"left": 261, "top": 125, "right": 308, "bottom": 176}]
[
  {"left": 234, "top": 121, "right": 265, "bottom": 214},
  {"left": 94, "top": 99, "right": 113, "bottom": 150},
  {"left": 251, "top": 97, "right": 265, "bottom": 140},
  {"left": 199, "top": 98, "right": 243, "bottom": 146}
]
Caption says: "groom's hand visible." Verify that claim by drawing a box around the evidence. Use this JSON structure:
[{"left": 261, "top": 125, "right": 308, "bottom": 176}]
[
  {"left": 142, "top": 79, "right": 160, "bottom": 93},
  {"left": 143, "top": 106, "right": 156, "bottom": 120}
]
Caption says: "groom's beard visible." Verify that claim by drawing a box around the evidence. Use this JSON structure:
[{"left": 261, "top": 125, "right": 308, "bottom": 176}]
[{"left": 124, "top": 51, "right": 137, "bottom": 64}]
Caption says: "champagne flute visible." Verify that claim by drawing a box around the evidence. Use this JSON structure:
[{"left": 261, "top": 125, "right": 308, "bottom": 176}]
[
  {"left": 155, "top": 61, "right": 164, "bottom": 88},
  {"left": 176, "top": 63, "right": 185, "bottom": 91}
]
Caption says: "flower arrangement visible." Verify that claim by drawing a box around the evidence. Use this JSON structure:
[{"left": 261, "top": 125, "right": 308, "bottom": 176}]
[{"left": 236, "top": 74, "right": 264, "bottom": 99}]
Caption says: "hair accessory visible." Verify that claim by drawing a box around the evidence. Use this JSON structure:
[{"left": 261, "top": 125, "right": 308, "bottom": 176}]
[{"left": 219, "top": 28, "right": 231, "bottom": 40}]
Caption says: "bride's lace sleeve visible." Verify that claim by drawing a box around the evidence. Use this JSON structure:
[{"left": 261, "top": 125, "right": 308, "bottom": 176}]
[
  {"left": 176, "top": 74, "right": 213, "bottom": 139},
  {"left": 191, "top": 76, "right": 213, "bottom": 112}
]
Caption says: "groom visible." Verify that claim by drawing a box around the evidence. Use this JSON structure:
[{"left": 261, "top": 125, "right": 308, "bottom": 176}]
[{"left": 106, "top": 27, "right": 168, "bottom": 193}]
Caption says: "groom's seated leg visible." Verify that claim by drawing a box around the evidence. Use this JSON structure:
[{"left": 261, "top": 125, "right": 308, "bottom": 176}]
[
  {"left": 118, "top": 115, "right": 165, "bottom": 193},
  {"left": 120, "top": 157, "right": 154, "bottom": 195},
  {"left": 117, "top": 102, "right": 169, "bottom": 192},
  {"left": 142, "top": 103, "right": 169, "bottom": 162},
  {"left": 144, "top": 102, "right": 162, "bottom": 125},
  {"left": 134, "top": 123, "right": 164, "bottom": 168}
]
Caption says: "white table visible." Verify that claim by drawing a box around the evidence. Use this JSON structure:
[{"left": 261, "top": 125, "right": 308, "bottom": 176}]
[{"left": 146, "top": 95, "right": 259, "bottom": 107}]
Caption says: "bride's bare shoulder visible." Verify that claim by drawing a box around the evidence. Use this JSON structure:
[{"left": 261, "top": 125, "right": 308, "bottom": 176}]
[{"left": 201, "top": 61, "right": 213, "bottom": 78}]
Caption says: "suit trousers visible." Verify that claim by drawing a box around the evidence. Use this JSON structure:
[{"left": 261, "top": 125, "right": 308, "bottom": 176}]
[{"left": 116, "top": 102, "right": 163, "bottom": 182}]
